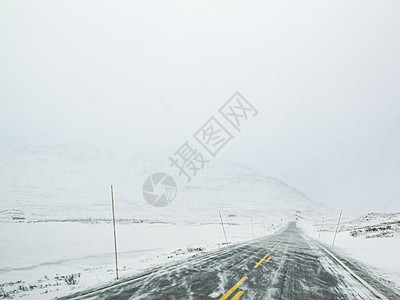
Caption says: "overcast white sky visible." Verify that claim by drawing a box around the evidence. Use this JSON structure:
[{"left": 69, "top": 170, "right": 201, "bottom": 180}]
[{"left": 1, "top": 1, "right": 399, "bottom": 214}]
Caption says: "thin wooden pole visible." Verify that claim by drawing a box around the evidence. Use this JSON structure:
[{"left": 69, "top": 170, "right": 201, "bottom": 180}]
[
  {"left": 111, "top": 185, "right": 119, "bottom": 280},
  {"left": 332, "top": 210, "right": 342, "bottom": 247},
  {"left": 219, "top": 210, "right": 228, "bottom": 244},
  {"left": 318, "top": 217, "right": 325, "bottom": 240}
]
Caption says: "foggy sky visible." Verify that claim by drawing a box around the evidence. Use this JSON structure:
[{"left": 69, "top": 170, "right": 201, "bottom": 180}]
[{"left": 1, "top": 0, "right": 399, "bottom": 214}]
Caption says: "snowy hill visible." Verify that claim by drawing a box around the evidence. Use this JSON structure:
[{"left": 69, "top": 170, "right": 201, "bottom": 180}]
[
  {"left": 0, "top": 146, "right": 332, "bottom": 222},
  {"left": 174, "top": 161, "right": 333, "bottom": 222}
]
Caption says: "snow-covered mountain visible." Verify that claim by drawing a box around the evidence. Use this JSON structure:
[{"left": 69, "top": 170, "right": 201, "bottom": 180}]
[
  {"left": 0, "top": 146, "right": 332, "bottom": 222},
  {"left": 175, "top": 161, "right": 332, "bottom": 221}
]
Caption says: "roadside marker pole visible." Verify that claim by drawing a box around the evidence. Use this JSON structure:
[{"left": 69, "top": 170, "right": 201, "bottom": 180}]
[
  {"left": 111, "top": 185, "right": 119, "bottom": 280},
  {"left": 332, "top": 210, "right": 342, "bottom": 248},
  {"left": 219, "top": 210, "right": 228, "bottom": 244},
  {"left": 318, "top": 217, "right": 325, "bottom": 240},
  {"left": 251, "top": 218, "right": 255, "bottom": 239}
]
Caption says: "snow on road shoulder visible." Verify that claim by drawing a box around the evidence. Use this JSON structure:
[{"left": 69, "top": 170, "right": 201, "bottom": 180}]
[{"left": 298, "top": 212, "right": 400, "bottom": 293}]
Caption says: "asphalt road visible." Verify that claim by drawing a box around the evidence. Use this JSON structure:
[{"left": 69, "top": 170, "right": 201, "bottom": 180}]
[{"left": 62, "top": 222, "right": 399, "bottom": 300}]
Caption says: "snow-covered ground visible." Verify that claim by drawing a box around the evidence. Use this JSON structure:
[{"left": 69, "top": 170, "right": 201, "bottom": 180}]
[
  {"left": 298, "top": 212, "right": 400, "bottom": 293},
  {"left": 1, "top": 147, "right": 398, "bottom": 299},
  {"left": 0, "top": 219, "right": 282, "bottom": 299},
  {"left": 0, "top": 146, "right": 323, "bottom": 299},
  {"left": 3, "top": 212, "right": 400, "bottom": 299}
]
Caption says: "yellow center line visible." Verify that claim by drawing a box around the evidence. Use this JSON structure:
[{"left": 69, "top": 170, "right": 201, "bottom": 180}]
[
  {"left": 272, "top": 241, "right": 282, "bottom": 251},
  {"left": 219, "top": 239, "right": 285, "bottom": 299},
  {"left": 253, "top": 253, "right": 270, "bottom": 269},
  {"left": 219, "top": 277, "right": 247, "bottom": 300},
  {"left": 231, "top": 291, "right": 244, "bottom": 300}
]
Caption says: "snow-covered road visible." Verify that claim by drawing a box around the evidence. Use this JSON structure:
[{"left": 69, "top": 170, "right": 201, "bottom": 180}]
[{"left": 60, "top": 222, "right": 399, "bottom": 300}]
